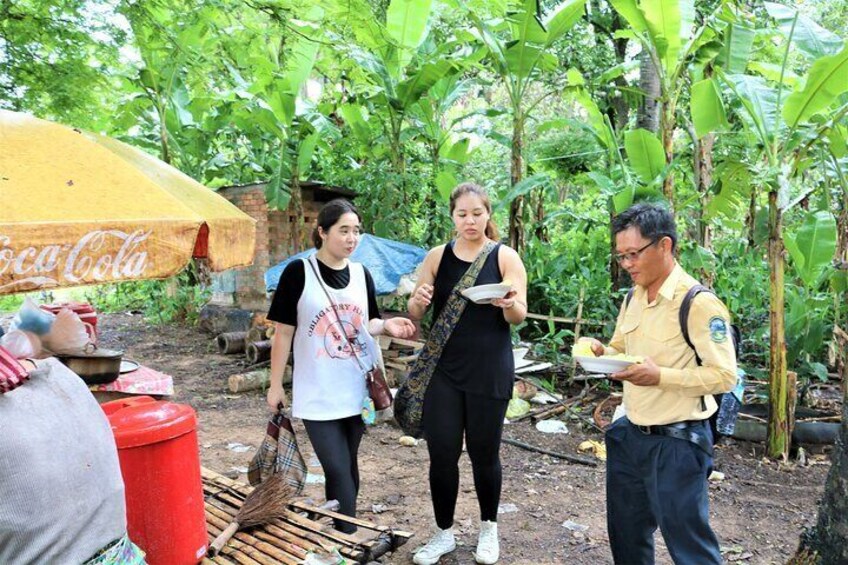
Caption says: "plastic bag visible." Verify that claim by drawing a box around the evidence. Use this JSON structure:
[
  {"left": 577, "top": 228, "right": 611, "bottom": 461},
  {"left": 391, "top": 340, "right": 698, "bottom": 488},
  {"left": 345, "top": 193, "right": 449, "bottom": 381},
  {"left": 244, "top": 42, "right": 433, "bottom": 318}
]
[
  {"left": 43, "top": 309, "right": 91, "bottom": 354},
  {"left": 10, "top": 298, "right": 55, "bottom": 336},
  {"left": 0, "top": 330, "right": 42, "bottom": 359},
  {"left": 505, "top": 394, "right": 530, "bottom": 420}
]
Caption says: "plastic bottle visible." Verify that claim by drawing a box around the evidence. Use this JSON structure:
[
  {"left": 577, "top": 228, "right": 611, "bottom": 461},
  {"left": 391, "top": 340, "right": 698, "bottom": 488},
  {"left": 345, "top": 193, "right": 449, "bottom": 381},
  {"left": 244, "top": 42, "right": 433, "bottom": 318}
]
[{"left": 716, "top": 369, "right": 745, "bottom": 436}]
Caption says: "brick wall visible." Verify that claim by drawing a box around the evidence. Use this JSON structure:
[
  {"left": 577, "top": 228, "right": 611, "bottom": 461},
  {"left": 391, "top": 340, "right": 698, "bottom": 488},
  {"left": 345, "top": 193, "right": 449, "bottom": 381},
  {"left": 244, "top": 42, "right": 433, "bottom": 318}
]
[
  {"left": 215, "top": 184, "right": 330, "bottom": 310},
  {"left": 217, "top": 184, "right": 271, "bottom": 309}
]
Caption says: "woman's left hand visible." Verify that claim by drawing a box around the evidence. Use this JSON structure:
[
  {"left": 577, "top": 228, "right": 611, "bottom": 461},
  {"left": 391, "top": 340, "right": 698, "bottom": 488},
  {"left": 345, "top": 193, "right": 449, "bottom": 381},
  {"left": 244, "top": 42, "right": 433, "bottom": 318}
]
[
  {"left": 491, "top": 289, "right": 518, "bottom": 310},
  {"left": 384, "top": 317, "right": 416, "bottom": 338}
]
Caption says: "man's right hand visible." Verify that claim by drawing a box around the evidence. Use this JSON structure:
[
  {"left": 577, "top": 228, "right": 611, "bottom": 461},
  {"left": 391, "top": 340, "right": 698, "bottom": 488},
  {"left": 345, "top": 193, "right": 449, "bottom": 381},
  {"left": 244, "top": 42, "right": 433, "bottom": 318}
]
[
  {"left": 266, "top": 383, "right": 286, "bottom": 412},
  {"left": 578, "top": 337, "right": 605, "bottom": 357}
]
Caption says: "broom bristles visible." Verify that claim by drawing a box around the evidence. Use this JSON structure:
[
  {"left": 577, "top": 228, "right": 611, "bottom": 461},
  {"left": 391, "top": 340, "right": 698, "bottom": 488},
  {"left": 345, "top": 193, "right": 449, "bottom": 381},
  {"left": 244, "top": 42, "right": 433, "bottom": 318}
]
[{"left": 236, "top": 473, "right": 297, "bottom": 527}]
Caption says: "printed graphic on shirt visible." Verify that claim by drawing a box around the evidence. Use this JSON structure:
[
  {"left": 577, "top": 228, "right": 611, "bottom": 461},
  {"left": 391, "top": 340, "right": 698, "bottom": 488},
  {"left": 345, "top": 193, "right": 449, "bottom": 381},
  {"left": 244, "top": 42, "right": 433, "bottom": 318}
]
[
  {"left": 307, "top": 303, "right": 368, "bottom": 360},
  {"left": 709, "top": 316, "right": 728, "bottom": 343}
]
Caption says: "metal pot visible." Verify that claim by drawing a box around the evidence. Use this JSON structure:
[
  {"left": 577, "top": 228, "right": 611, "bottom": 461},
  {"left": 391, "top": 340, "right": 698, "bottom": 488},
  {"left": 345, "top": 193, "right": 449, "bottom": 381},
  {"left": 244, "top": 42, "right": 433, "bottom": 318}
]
[{"left": 57, "top": 347, "right": 123, "bottom": 385}]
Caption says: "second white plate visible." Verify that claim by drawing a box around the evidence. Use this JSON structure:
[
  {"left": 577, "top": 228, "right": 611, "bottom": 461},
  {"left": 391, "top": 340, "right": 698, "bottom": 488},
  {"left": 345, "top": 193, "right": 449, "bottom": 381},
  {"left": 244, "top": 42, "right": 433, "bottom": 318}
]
[
  {"left": 461, "top": 283, "right": 512, "bottom": 304},
  {"left": 574, "top": 356, "right": 635, "bottom": 374}
]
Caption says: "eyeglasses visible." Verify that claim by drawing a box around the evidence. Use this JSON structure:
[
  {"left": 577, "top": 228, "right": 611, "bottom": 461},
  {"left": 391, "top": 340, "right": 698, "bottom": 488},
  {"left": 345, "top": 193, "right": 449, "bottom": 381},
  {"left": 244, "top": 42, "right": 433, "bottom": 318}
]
[{"left": 614, "top": 240, "right": 657, "bottom": 264}]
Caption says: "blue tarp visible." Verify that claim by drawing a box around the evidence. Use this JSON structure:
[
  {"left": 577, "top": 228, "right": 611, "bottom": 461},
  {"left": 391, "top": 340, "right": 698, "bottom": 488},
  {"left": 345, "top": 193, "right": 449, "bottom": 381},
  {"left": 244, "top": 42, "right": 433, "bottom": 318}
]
[{"left": 265, "top": 234, "right": 427, "bottom": 295}]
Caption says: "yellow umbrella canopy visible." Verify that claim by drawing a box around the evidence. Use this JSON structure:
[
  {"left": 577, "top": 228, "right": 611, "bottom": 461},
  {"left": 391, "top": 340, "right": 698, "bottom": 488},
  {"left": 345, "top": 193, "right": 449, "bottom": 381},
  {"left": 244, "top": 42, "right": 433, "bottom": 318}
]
[{"left": 0, "top": 110, "right": 256, "bottom": 295}]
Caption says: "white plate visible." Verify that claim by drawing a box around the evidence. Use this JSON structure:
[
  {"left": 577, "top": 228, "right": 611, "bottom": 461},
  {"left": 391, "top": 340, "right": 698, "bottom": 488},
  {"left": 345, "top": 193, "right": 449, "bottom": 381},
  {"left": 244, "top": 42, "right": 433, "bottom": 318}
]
[
  {"left": 461, "top": 283, "right": 512, "bottom": 304},
  {"left": 574, "top": 356, "right": 635, "bottom": 374},
  {"left": 120, "top": 360, "right": 140, "bottom": 374}
]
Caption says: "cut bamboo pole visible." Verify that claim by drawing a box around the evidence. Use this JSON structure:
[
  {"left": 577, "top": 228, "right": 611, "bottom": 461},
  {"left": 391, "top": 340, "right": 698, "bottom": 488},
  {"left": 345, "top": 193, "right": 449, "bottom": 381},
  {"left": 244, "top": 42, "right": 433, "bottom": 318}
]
[
  {"left": 207, "top": 505, "right": 302, "bottom": 565},
  {"left": 208, "top": 502, "right": 317, "bottom": 559},
  {"left": 267, "top": 519, "right": 342, "bottom": 553},
  {"left": 248, "top": 531, "right": 310, "bottom": 560},
  {"left": 246, "top": 340, "right": 272, "bottom": 364},
  {"left": 232, "top": 534, "right": 302, "bottom": 565},
  {"left": 225, "top": 537, "right": 288, "bottom": 565},
  {"left": 290, "top": 501, "right": 387, "bottom": 532},
  {"left": 218, "top": 332, "right": 248, "bottom": 354},
  {"left": 261, "top": 524, "right": 325, "bottom": 553},
  {"left": 530, "top": 404, "right": 568, "bottom": 422},
  {"left": 219, "top": 546, "right": 263, "bottom": 565}
]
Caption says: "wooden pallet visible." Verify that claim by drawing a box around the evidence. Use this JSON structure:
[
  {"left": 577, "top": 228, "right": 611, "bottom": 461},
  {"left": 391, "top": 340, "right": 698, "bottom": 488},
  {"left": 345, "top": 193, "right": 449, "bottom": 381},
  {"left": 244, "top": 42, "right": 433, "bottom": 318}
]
[{"left": 201, "top": 467, "right": 412, "bottom": 564}]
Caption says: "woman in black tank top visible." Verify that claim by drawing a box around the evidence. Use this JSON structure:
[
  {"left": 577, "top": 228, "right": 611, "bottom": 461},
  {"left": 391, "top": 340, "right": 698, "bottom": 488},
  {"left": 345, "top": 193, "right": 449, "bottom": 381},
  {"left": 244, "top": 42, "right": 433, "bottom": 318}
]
[{"left": 407, "top": 183, "right": 527, "bottom": 565}]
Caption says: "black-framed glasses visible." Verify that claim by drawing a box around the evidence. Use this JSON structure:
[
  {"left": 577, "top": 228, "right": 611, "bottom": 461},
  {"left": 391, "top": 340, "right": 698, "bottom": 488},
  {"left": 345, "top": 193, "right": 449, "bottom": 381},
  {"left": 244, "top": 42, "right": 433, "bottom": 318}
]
[{"left": 615, "top": 240, "right": 658, "bottom": 264}]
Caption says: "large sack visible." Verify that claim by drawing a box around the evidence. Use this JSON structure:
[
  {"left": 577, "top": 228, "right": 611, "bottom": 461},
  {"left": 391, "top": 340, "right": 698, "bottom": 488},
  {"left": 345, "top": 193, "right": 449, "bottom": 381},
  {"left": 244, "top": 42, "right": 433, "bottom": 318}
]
[{"left": 0, "top": 358, "right": 127, "bottom": 564}]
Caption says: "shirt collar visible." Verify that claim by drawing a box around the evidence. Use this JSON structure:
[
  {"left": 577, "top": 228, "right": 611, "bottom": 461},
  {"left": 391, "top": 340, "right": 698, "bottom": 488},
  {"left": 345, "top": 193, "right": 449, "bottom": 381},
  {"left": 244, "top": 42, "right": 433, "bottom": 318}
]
[{"left": 657, "top": 262, "right": 682, "bottom": 302}]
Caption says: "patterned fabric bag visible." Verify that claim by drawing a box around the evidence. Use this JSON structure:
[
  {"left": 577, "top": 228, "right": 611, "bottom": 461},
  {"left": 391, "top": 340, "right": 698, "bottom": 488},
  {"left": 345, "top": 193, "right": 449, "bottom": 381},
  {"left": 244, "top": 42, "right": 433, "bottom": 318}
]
[
  {"left": 394, "top": 241, "right": 497, "bottom": 438},
  {"left": 83, "top": 534, "right": 146, "bottom": 565},
  {"left": 247, "top": 410, "right": 307, "bottom": 492}
]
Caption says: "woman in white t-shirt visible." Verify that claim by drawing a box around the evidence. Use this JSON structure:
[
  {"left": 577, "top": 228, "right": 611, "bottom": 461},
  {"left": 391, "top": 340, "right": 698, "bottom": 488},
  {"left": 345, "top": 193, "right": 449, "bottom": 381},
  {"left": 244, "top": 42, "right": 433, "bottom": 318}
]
[{"left": 266, "top": 198, "right": 415, "bottom": 533}]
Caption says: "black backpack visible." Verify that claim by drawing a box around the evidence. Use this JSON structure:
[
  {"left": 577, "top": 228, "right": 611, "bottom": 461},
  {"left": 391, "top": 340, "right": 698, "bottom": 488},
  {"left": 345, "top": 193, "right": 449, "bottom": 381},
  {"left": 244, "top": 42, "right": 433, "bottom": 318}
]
[{"left": 625, "top": 285, "right": 741, "bottom": 440}]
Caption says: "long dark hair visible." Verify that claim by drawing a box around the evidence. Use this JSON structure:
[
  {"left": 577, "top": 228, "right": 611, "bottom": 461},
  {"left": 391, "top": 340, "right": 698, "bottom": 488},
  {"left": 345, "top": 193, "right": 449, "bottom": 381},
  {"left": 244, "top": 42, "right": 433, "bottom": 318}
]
[
  {"left": 312, "top": 198, "right": 361, "bottom": 249},
  {"left": 449, "top": 182, "right": 499, "bottom": 240}
]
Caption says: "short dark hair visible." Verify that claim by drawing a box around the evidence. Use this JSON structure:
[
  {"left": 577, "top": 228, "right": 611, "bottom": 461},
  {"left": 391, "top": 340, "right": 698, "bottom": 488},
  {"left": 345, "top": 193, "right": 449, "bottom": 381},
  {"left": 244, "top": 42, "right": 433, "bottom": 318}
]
[
  {"left": 312, "top": 198, "right": 361, "bottom": 249},
  {"left": 612, "top": 203, "right": 677, "bottom": 250}
]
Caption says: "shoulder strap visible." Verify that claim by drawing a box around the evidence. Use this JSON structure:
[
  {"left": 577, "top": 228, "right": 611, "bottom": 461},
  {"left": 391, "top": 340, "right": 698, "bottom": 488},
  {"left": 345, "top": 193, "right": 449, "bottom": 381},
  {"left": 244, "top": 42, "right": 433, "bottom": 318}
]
[
  {"left": 680, "top": 285, "right": 713, "bottom": 366},
  {"left": 414, "top": 240, "right": 498, "bottom": 365},
  {"left": 625, "top": 287, "right": 635, "bottom": 308}
]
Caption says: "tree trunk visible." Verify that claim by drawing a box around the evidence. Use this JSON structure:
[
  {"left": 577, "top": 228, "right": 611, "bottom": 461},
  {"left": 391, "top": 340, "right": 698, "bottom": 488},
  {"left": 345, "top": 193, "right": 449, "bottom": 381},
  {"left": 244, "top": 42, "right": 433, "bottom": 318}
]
[
  {"left": 610, "top": 13, "right": 630, "bottom": 131},
  {"left": 697, "top": 132, "right": 715, "bottom": 286},
  {"left": 794, "top": 393, "right": 848, "bottom": 563},
  {"left": 424, "top": 144, "right": 442, "bottom": 247},
  {"left": 660, "top": 100, "right": 676, "bottom": 208},
  {"left": 637, "top": 49, "right": 660, "bottom": 133},
  {"left": 610, "top": 216, "right": 630, "bottom": 291},
  {"left": 509, "top": 114, "right": 525, "bottom": 251},
  {"left": 766, "top": 189, "right": 790, "bottom": 460},
  {"left": 534, "top": 186, "right": 547, "bottom": 242},
  {"left": 290, "top": 142, "right": 304, "bottom": 254},
  {"left": 747, "top": 187, "right": 758, "bottom": 248},
  {"left": 157, "top": 101, "right": 171, "bottom": 165}
]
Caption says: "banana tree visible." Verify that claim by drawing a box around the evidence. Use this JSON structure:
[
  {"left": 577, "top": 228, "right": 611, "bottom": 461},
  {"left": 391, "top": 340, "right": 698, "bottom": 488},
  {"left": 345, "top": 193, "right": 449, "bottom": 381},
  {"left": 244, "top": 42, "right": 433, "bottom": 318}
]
[
  {"left": 469, "top": 0, "right": 586, "bottom": 252},
  {"left": 719, "top": 2, "right": 848, "bottom": 460},
  {"left": 408, "top": 76, "right": 480, "bottom": 245},
  {"left": 337, "top": 0, "right": 466, "bottom": 236},
  {"left": 609, "top": 0, "right": 729, "bottom": 207},
  {"left": 240, "top": 5, "right": 329, "bottom": 252},
  {"left": 568, "top": 69, "right": 665, "bottom": 288}
]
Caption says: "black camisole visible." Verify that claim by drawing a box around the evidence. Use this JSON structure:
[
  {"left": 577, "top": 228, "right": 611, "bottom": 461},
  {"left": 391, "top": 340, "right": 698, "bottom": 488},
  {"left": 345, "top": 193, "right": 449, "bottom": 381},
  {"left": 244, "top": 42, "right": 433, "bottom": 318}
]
[{"left": 431, "top": 241, "right": 514, "bottom": 399}]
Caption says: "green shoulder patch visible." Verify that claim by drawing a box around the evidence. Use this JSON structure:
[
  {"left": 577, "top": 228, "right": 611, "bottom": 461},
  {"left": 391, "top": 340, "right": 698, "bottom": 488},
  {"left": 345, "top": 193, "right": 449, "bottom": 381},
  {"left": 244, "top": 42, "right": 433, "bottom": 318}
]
[{"left": 709, "top": 316, "right": 728, "bottom": 343}]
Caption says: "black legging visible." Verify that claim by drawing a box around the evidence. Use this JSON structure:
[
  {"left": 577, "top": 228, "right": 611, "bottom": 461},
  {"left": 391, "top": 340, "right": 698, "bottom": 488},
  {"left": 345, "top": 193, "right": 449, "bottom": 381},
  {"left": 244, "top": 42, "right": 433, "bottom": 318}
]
[
  {"left": 303, "top": 415, "right": 365, "bottom": 533},
  {"left": 422, "top": 374, "right": 510, "bottom": 529}
]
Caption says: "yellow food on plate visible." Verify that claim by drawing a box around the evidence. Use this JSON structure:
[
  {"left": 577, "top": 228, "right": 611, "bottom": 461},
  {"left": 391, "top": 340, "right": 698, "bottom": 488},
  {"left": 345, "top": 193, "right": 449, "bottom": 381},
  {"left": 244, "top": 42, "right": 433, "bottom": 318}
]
[
  {"left": 571, "top": 341, "right": 595, "bottom": 357},
  {"left": 501, "top": 277, "right": 512, "bottom": 286}
]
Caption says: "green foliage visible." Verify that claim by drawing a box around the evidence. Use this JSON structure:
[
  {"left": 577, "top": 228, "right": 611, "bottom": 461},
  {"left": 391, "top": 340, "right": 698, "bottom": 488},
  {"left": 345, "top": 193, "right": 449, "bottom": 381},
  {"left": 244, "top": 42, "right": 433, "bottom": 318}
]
[{"left": 85, "top": 271, "right": 210, "bottom": 326}]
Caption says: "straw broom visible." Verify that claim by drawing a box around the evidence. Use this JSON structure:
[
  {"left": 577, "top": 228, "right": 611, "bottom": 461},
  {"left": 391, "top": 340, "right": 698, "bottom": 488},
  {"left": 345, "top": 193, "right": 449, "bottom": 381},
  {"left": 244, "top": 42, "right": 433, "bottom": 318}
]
[{"left": 208, "top": 473, "right": 296, "bottom": 557}]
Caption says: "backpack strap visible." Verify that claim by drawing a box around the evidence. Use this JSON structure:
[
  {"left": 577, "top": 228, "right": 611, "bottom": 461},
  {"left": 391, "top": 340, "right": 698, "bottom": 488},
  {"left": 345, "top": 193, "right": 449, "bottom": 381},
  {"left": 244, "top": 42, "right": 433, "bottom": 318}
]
[
  {"left": 624, "top": 284, "right": 721, "bottom": 365},
  {"left": 679, "top": 285, "right": 713, "bottom": 366}
]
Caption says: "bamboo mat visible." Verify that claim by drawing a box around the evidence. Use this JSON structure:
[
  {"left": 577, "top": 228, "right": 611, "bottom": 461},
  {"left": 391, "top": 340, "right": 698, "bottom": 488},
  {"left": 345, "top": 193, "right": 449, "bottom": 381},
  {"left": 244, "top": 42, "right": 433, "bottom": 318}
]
[{"left": 201, "top": 467, "right": 412, "bottom": 564}]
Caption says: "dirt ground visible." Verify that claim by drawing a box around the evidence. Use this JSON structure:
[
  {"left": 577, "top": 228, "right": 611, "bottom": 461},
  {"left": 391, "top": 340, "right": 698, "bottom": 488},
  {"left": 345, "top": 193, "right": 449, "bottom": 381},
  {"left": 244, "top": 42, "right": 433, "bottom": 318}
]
[{"left": 97, "top": 312, "right": 833, "bottom": 565}]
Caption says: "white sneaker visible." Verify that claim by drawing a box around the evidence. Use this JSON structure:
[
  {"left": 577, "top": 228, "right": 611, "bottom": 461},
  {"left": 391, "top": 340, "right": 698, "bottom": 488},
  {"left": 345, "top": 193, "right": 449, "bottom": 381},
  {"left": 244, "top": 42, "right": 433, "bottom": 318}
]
[
  {"left": 412, "top": 527, "right": 456, "bottom": 565},
  {"left": 473, "top": 520, "right": 499, "bottom": 564}
]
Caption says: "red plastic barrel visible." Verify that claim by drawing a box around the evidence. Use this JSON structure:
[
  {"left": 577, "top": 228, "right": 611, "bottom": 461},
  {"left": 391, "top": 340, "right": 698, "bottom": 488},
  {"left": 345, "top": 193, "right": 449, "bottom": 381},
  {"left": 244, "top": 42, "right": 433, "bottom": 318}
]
[{"left": 102, "top": 396, "right": 208, "bottom": 564}]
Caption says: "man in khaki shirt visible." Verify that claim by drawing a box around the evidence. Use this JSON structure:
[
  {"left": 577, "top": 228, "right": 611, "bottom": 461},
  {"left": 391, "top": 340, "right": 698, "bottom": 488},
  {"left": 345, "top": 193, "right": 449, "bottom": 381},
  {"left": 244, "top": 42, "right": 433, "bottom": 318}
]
[{"left": 584, "top": 204, "right": 736, "bottom": 565}]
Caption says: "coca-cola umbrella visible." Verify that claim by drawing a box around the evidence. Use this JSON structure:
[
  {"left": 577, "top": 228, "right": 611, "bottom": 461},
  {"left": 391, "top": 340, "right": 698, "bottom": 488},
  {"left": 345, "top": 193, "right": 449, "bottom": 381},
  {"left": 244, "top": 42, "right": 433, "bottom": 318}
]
[{"left": 0, "top": 110, "right": 256, "bottom": 294}]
